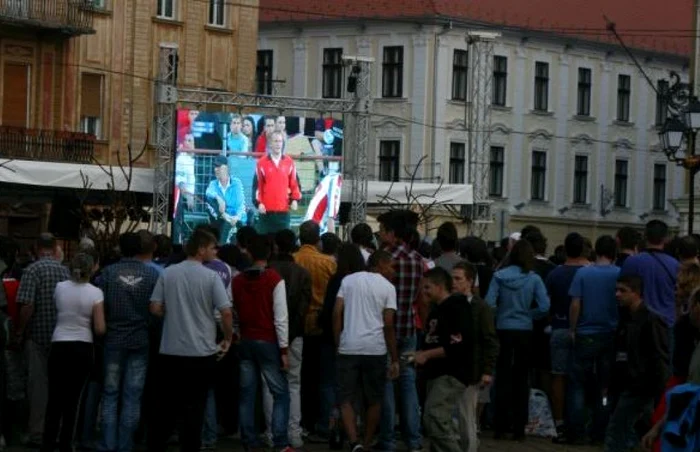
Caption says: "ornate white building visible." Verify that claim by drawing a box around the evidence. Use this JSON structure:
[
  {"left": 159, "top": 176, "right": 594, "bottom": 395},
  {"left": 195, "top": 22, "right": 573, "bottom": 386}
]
[{"left": 258, "top": 1, "right": 692, "bottom": 244}]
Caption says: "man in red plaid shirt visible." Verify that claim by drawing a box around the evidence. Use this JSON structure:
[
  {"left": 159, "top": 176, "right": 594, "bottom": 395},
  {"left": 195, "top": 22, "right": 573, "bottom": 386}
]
[{"left": 375, "top": 210, "right": 424, "bottom": 452}]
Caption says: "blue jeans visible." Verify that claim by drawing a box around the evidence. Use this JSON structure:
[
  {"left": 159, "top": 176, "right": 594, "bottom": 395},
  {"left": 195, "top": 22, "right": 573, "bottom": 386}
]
[
  {"left": 377, "top": 335, "right": 422, "bottom": 451},
  {"left": 99, "top": 346, "right": 149, "bottom": 452},
  {"left": 317, "top": 341, "right": 337, "bottom": 436},
  {"left": 604, "top": 392, "right": 653, "bottom": 452},
  {"left": 567, "top": 332, "right": 615, "bottom": 442},
  {"left": 201, "top": 388, "right": 217, "bottom": 446},
  {"left": 239, "top": 339, "right": 290, "bottom": 449}
]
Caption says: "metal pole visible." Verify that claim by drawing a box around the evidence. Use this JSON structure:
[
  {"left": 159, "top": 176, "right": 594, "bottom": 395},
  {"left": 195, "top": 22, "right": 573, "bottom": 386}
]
[{"left": 690, "top": 132, "right": 696, "bottom": 234}]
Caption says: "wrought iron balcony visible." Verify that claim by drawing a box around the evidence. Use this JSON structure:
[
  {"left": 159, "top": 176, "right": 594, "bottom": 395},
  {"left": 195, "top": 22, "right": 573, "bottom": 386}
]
[
  {"left": 0, "top": 0, "right": 96, "bottom": 37},
  {"left": 0, "top": 126, "right": 95, "bottom": 163}
]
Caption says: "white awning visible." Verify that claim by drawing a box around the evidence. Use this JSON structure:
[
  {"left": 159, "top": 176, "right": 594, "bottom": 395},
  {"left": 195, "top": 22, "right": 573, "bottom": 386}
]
[
  {"left": 0, "top": 159, "right": 156, "bottom": 193},
  {"left": 342, "top": 180, "right": 473, "bottom": 205}
]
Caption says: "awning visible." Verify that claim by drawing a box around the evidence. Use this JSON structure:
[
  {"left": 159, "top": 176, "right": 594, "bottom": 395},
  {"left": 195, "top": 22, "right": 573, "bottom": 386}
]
[
  {"left": 0, "top": 159, "right": 155, "bottom": 193},
  {"left": 342, "top": 181, "right": 473, "bottom": 205}
]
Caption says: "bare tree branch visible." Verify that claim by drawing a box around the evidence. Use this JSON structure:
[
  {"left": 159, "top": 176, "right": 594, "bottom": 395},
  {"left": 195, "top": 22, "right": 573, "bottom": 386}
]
[{"left": 0, "top": 159, "right": 16, "bottom": 173}]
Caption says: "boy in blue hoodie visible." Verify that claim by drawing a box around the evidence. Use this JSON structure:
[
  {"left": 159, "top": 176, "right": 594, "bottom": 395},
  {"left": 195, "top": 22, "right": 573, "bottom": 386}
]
[{"left": 485, "top": 239, "right": 549, "bottom": 440}]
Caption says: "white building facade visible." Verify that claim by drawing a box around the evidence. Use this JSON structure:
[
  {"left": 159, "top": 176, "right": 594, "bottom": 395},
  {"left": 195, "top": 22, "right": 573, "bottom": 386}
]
[{"left": 258, "top": 21, "right": 689, "bottom": 245}]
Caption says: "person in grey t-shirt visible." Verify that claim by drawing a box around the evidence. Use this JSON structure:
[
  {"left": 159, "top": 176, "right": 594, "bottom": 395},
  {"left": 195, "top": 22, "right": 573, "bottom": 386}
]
[
  {"left": 433, "top": 222, "right": 464, "bottom": 272},
  {"left": 148, "top": 229, "right": 233, "bottom": 452}
]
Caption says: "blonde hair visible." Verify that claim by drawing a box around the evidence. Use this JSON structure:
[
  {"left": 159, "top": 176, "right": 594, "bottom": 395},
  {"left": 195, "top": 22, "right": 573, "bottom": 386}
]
[{"left": 677, "top": 262, "right": 700, "bottom": 315}]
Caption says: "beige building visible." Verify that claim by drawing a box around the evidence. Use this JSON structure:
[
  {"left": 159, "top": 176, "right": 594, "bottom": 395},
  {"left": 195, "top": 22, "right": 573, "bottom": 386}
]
[
  {"left": 0, "top": 0, "right": 258, "bottom": 241},
  {"left": 259, "top": 0, "right": 691, "bottom": 246}
]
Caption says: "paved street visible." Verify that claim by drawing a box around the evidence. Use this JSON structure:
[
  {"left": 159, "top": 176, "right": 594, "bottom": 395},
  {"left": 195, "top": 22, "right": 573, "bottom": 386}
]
[{"left": 5, "top": 436, "right": 603, "bottom": 451}]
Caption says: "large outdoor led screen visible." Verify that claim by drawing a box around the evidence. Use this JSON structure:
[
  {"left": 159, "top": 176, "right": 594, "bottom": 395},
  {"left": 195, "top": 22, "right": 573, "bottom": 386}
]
[{"left": 172, "top": 110, "right": 344, "bottom": 245}]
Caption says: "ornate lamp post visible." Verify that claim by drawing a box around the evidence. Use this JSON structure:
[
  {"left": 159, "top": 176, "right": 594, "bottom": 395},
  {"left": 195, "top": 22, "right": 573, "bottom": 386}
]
[{"left": 658, "top": 72, "right": 700, "bottom": 234}]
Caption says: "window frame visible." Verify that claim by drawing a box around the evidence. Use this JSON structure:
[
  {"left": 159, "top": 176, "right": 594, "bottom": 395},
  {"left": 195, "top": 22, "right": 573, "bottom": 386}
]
[
  {"left": 256, "top": 50, "right": 274, "bottom": 95},
  {"left": 652, "top": 163, "right": 667, "bottom": 210},
  {"left": 322, "top": 48, "right": 343, "bottom": 99},
  {"left": 617, "top": 74, "right": 631, "bottom": 122},
  {"left": 156, "top": 0, "right": 175, "bottom": 19},
  {"left": 489, "top": 146, "right": 505, "bottom": 197},
  {"left": 492, "top": 55, "right": 507, "bottom": 107},
  {"left": 534, "top": 62, "right": 549, "bottom": 112},
  {"left": 531, "top": 150, "right": 547, "bottom": 200},
  {"left": 451, "top": 49, "right": 468, "bottom": 101},
  {"left": 79, "top": 72, "right": 104, "bottom": 140},
  {"left": 577, "top": 68, "right": 592, "bottom": 116},
  {"left": 614, "top": 159, "right": 629, "bottom": 207},
  {"left": 573, "top": 155, "right": 589, "bottom": 204},
  {"left": 381, "top": 46, "right": 404, "bottom": 99},
  {"left": 448, "top": 142, "right": 466, "bottom": 184},
  {"left": 656, "top": 80, "right": 670, "bottom": 126},
  {"left": 378, "top": 140, "right": 401, "bottom": 182},
  {"left": 208, "top": 0, "right": 225, "bottom": 27}
]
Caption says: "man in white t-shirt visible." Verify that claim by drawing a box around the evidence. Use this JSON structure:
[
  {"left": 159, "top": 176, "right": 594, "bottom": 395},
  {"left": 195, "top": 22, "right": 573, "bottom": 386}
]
[{"left": 333, "top": 250, "right": 400, "bottom": 452}]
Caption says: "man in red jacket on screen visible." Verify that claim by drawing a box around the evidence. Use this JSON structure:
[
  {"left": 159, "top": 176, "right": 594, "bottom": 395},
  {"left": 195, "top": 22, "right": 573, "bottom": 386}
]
[{"left": 255, "top": 131, "right": 301, "bottom": 234}]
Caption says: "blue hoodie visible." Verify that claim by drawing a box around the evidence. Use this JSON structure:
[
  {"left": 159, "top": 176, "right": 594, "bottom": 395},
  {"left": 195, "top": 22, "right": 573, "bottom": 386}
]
[{"left": 485, "top": 265, "right": 550, "bottom": 331}]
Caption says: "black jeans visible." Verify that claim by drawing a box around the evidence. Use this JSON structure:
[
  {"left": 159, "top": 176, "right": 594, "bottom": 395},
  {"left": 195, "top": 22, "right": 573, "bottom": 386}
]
[
  {"left": 301, "top": 334, "right": 323, "bottom": 433},
  {"left": 41, "top": 341, "right": 94, "bottom": 452},
  {"left": 494, "top": 330, "right": 533, "bottom": 437},
  {"left": 148, "top": 354, "right": 216, "bottom": 452}
]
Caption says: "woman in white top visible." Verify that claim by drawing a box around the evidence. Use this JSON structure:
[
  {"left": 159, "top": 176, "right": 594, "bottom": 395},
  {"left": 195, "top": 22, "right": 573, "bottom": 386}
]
[{"left": 41, "top": 250, "right": 105, "bottom": 452}]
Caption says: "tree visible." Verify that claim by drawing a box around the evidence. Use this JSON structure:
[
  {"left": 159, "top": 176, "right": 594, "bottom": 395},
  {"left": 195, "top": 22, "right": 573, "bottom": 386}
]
[{"left": 78, "top": 142, "right": 150, "bottom": 258}]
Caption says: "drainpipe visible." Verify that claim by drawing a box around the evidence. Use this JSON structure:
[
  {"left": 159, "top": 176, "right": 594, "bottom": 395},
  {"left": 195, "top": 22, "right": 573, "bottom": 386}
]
[{"left": 431, "top": 22, "right": 452, "bottom": 181}]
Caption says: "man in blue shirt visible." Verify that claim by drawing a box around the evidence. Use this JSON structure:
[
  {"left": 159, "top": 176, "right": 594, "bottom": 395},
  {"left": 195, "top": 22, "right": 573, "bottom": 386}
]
[
  {"left": 98, "top": 232, "right": 161, "bottom": 452},
  {"left": 224, "top": 113, "right": 250, "bottom": 158},
  {"left": 566, "top": 235, "right": 620, "bottom": 444},
  {"left": 545, "top": 232, "right": 589, "bottom": 443},
  {"left": 205, "top": 156, "right": 246, "bottom": 244},
  {"left": 621, "top": 220, "right": 679, "bottom": 331}
]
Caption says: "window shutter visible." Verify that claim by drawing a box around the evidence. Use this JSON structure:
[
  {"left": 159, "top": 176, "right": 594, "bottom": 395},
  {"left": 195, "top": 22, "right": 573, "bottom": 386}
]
[
  {"left": 80, "top": 73, "right": 102, "bottom": 118},
  {"left": 2, "top": 63, "right": 29, "bottom": 127}
]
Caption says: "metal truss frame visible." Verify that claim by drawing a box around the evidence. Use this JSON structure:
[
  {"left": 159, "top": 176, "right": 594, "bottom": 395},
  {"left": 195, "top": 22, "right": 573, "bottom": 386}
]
[
  {"left": 466, "top": 32, "right": 498, "bottom": 238},
  {"left": 152, "top": 49, "right": 372, "bottom": 235}
]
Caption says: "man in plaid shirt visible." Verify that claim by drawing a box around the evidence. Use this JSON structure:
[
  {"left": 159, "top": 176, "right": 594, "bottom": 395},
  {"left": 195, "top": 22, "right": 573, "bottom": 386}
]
[
  {"left": 14, "top": 233, "right": 70, "bottom": 446},
  {"left": 375, "top": 211, "right": 424, "bottom": 452}
]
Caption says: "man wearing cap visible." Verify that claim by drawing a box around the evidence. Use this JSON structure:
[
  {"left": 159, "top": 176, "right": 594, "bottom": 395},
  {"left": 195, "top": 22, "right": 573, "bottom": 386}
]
[
  {"left": 13, "top": 233, "right": 70, "bottom": 446},
  {"left": 205, "top": 156, "right": 247, "bottom": 244}
]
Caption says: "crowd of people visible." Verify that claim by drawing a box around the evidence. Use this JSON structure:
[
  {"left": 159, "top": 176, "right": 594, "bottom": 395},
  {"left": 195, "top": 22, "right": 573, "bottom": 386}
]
[{"left": 0, "top": 211, "right": 699, "bottom": 452}]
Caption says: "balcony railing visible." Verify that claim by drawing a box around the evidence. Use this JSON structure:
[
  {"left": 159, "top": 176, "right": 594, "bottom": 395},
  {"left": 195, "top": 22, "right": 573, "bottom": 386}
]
[
  {"left": 0, "top": 0, "right": 95, "bottom": 36},
  {"left": 365, "top": 162, "right": 443, "bottom": 183},
  {"left": 0, "top": 126, "right": 95, "bottom": 163}
]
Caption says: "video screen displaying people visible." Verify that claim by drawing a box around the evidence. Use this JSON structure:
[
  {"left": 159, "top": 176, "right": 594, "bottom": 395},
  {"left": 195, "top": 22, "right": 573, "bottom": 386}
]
[{"left": 172, "top": 109, "right": 344, "bottom": 245}]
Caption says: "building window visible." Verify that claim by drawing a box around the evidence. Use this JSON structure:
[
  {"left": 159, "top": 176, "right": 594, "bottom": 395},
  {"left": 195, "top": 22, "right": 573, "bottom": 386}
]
[
  {"left": 208, "top": 0, "right": 225, "bottom": 26},
  {"left": 656, "top": 79, "right": 670, "bottom": 126},
  {"left": 80, "top": 73, "right": 103, "bottom": 138},
  {"left": 614, "top": 159, "right": 628, "bottom": 207},
  {"left": 531, "top": 150, "right": 547, "bottom": 200},
  {"left": 492, "top": 56, "right": 507, "bottom": 106},
  {"left": 452, "top": 50, "right": 468, "bottom": 101},
  {"left": 157, "top": 0, "right": 175, "bottom": 19},
  {"left": 379, "top": 140, "right": 400, "bottom": 182},
  {"left": 573, "top": 155, "right": 588, "bottom": 204},
  {"left": 256, "top": 50, "right": 273, "bottom": 95},
  {"left": 382, "top": 46, "right": 403, "bottom": 98},
  {"left": 489, "top": 146, "right": 504, "bottom": 197},
  {"left": 534, "top": 62, "right": 549, "bottom": 112},
  {"left": 577, "top": 68, "right": 592, "bottom": 116},
  {"left": 89, "top": 0, "right": 106, "bottom": 8},
  {"left": 322, "top": 48, "right": 343, "bottom": 99},
  {"left": 653, "top": 163, "right": 667, "bottom": 210},
  {"left": 449, "top": 142, "right": 465, "bottom": 184},
  {"left": 617, "top": 75, "right": 631, "bottom": 122}
]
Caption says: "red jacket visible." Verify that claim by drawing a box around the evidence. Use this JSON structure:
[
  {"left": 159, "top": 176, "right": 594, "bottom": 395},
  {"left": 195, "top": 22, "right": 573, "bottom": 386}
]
[
  {"left": 256, "top": 154, "right": 301, "bottom": 212},
  {"left": 232, "top": 267, "right": 287, "bottom": 348}
]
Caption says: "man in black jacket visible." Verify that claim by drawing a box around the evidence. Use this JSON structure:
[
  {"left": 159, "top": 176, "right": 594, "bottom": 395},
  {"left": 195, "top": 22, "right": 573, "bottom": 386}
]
[
  {"left": 414, "top": 268, "right": 471, "bottom": 452},
  {"left": 262, "top": 229, "right": 311, "bottom": 448},
  {"left": 605, "top": 274, "right": 669, "bottom": 452}
]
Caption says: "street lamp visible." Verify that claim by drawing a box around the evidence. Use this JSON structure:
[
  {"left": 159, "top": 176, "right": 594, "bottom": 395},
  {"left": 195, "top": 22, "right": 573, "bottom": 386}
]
[{"left": 657, "top": 71, "right": 700, "bottom": 234}]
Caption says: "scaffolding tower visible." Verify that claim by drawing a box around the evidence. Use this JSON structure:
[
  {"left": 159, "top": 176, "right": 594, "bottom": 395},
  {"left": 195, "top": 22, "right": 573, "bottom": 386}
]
[
  {"left": 466, "top": 31, "right": 499, "bottom": 238},
  {"left": 150, "top": 48, "right": 373, "bottom": 235}
]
